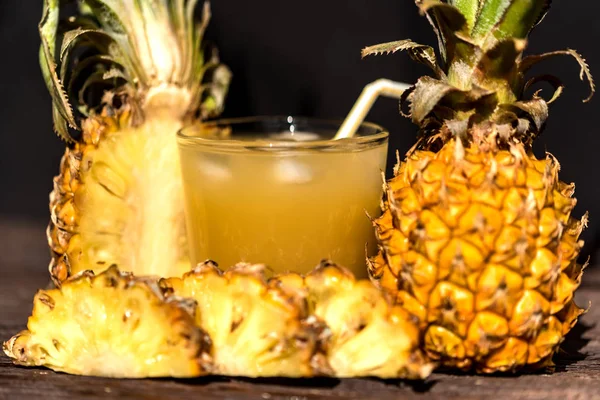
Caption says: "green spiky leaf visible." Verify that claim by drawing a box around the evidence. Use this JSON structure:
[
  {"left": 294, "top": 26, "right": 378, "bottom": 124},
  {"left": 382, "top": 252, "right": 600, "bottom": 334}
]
[
  {"left": 60, "top": 29, "right": 109, "bottom": 62},
  {"left": 40, "top": 0, "right": 77, "bottom": 142},
  {"left": 472, "top": 38, "right": 526, "bottom": 102},
  {"left": 418, "top": 0, "right": 469, "bottom": 33},
  {"left": 449, "top": 0, "right": 480, "bottom": 31},
  {"left": 500, "top": 97, "right": 548, "bottom": 131},
  {"left": 417, "top": 0, "right": 475, "bottom": 74},
  {"left": 362, "top": 40, "right": 444, "bottom": 78},
  {"left": 520, "top": 49, "right": 595, "bottom": 103},
  {"left": 523, "top": 74, "right": 564, "bottom": 104},
  {"left": 471, "top": 0, "right": 512, "bottom": 39},
  {"left": 476, "top": 39, "right": 526, "bottom": 78},
  {"left": 59, "top": 28, "right": 115, "bottom": 91},
  {"left": 492, "top": 0, "right": 551, "bottom": 40},
  {"left": 83, "top": 0, "right": 128, "bottom": 35},
  {"left": 410, "top": 76, "right": 460, "bottom": 123}
]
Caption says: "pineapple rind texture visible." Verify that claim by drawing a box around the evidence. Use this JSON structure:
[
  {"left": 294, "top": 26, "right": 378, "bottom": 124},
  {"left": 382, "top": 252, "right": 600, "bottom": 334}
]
[
  {"left": 2, "top": 266, "right": 207, "bottom": 378},
  {"left": 370, "top": 139, "right": 587, "bottom": 373}
]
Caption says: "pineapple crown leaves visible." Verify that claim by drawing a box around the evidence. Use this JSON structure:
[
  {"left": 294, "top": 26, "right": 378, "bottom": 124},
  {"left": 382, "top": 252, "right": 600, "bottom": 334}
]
[
  {"left": 40, "top": 0, "right": 77, "bottom": 142},
  {"left": 39, "top": 0, "right": 231, "bottom": 143},
  {"left": 362, "top": 0, "right": 594, "bottom": 146}
]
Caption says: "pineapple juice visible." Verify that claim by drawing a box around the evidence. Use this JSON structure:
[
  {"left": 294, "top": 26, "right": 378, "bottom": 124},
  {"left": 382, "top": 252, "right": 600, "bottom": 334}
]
[{"left": 178, "top": 117, "right": 388, "bottom": 278}]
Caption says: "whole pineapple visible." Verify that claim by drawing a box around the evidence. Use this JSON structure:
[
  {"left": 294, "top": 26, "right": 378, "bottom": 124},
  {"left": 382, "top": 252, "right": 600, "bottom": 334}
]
[
  {"left": 42, "top": 0, "right": 230, "bottom": 284},
  {"left": 365, "top": 0, "right": 593, "bottom": 373}
]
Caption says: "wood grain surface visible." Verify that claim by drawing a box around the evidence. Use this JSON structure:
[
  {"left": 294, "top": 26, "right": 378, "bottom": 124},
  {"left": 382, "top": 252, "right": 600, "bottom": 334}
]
[{"left": 1, "top": 219, "right": 599, "bottom": 400}]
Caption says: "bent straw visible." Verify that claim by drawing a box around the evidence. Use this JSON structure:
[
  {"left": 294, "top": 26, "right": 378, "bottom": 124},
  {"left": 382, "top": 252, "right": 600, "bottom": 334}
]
[{"left": 334, "top": 79, "right": 411, "bottom": 140}]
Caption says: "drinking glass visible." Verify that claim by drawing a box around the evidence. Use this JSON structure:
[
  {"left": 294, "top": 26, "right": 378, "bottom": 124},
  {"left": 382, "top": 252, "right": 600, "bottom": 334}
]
[{"left": 177, "top": 116, "right": 388, "bottom": 278}]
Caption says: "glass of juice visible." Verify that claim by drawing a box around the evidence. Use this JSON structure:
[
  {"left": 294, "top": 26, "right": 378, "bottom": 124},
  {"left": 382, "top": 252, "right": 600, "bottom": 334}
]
[{"left": 177, "top": 116, "right": 388, "bottom": 278}]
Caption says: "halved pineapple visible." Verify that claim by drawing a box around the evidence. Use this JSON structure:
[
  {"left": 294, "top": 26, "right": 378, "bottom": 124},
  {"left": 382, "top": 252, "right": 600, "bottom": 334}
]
[
  {"left": 3, "top": 266, "right": 208, "bottom": 378},
  {"left": 161, "top": 261, "right": 318, "bottom": 377},
  {"left": 41, "top": 0, "right": 231, "bottom": 284},
  {"left": 272, "top": 261, "right": 433, "bottom": 379}
]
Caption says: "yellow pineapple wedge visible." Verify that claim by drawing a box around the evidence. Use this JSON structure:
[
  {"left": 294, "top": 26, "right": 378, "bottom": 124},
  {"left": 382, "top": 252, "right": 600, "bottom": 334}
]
[
  {"left": 365, "top": 0, "right": 594, "bottom": 373},
  {"left": 271, "top": 261, "right": 433, "bottom": 379},
  {"left": 160, "top": 261, "right": 318, "bottom": 378},
  {"left": 42, "top": 0, "right": 230, "bottom": 284},
  {"left": 3, "top": 266, "right": 208, "bottom": 378}
]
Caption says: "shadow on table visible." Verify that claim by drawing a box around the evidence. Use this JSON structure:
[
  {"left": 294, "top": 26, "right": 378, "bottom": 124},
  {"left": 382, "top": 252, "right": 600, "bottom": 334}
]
[
  {"left": 172, "top": 322, "right": 594, "bottom": 390},
  {"left": 554, "top": 320, "right": 594, "bottom": 372},
  {"left": 174, "top": 375, "right": 438, "bottom": 393}
]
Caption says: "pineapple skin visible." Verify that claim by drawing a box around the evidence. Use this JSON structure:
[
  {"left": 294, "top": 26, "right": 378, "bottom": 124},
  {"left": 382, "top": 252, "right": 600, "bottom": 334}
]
[
  {"left": 48, "top": 109, "right": 122, "bottom": 283},
  {"left": 3, "top": 266, "right": 208, "bottom": 378},
  {"left": 369, "top": 139, "right": 587, "bottom": 373}
]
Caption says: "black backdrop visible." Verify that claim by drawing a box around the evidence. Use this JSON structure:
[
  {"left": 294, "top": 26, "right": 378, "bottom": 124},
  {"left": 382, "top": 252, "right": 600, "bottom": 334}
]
[{"left": 1, "top": 1, "right": 599, "bottom": 261}]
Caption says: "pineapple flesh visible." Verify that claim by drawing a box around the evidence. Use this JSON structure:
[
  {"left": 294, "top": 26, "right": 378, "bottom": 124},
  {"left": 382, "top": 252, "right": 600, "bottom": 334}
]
[
  {"left": 272, "top": 261, "right": 433, "bottom": 379},
  {"left": 3, "top": 266, "right": 208, "bottom": 378},
  {"left": 42, "top": 0, "right": 230, "bottom": 284},
  {"left": 365, "top": 0, "right": 594, "bottom": 373},
  {"left": 162, "top": 260, "right": 433, "bottom": 379},
  {"left": 161, "top": 261, "right": 317, "bottom": 378}
]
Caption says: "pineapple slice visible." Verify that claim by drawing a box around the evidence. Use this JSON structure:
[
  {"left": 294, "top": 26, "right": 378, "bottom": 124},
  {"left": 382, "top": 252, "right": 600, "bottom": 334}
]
[
  {"left": 272, "top": 261, "right": 433, "bottom": 379},
  {"left": 3, "top": 266, "right": 208, "bottom": 378},
  {"left": 161, "top": 262, "right": 318, "bottom": 377},
  {"left": 5, "top": 262, "right": 432, "bottom": 379}
]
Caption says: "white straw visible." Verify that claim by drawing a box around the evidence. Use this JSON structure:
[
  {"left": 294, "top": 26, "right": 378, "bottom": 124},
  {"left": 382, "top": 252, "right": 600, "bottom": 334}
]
[{"left": 334, "top": 79, "right": 411, "bottom": 140}]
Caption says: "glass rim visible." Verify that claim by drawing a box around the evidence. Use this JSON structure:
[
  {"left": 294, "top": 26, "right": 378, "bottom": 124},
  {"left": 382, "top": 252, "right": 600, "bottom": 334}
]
[{"left": 177, "top": 115, "right": 389, "bottom": 150}]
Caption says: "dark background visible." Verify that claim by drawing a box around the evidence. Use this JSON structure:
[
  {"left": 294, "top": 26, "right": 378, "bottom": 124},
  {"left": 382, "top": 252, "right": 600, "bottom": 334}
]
[{"left": 1, "top": 1, "right": 599, "bottom": 261}]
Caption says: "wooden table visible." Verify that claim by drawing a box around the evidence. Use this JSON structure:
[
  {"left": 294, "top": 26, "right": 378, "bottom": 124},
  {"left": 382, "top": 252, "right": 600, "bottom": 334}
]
[{"left": 1, "top": 219, "right": 599, "bottom": 400}]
